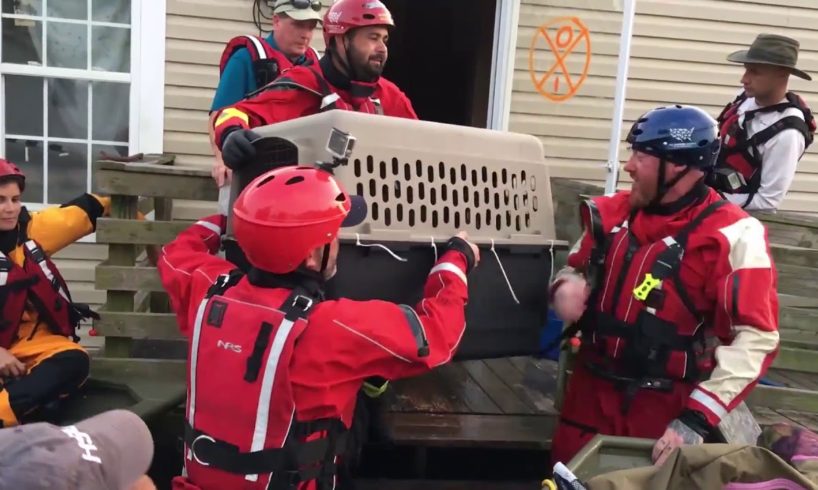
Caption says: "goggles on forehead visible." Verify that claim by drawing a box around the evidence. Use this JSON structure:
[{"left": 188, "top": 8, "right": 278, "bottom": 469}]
[{"left": 279, "top": 0, "right": 322, "bottom": 12}]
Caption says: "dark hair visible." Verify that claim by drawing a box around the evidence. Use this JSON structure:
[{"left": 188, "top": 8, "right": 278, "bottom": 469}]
[{"left": 0, "top": 175, "right": 25, "bottom": 193}]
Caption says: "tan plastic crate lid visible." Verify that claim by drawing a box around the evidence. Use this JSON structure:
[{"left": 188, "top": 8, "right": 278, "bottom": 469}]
[{"left": 250, "top": 111, "right": 557, "bottom": 246}]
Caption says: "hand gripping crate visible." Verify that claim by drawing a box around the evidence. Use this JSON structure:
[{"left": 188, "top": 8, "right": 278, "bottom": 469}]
[{"left": 228, "top": 111, "right": 561, "bottom": 359}]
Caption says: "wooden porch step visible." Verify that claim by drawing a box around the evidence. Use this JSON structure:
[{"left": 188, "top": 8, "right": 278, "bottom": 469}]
[
  {"left": 776, "top": 263, "right": 818, "bottom": 297},
  {"left": 384, "top": 412, "right": 556, "bottom": 450},
  {"left": 779, "top": 295, "right": 818, "bottom": 309},
  {"left": 771, "top": 243, "right": 818, "bottom": 269}
]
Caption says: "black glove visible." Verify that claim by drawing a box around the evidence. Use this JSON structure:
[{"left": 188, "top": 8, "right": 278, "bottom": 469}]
[
  {"left": 221, "top": 128, "right": 261, "bottom": 171},
  {"left": 69, "top": 302, "right": 101, "bottom": 325},
  {"left": 676, "top": 409, "right": 715, "bottom": 440},
  {"left": 444, "top": 236, "right": 476, "bottom": 273}
]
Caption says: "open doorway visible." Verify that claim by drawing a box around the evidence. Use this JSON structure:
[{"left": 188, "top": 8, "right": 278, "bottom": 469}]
[{"left": 381, "top": 0, "right": 498, "bottom": 128}]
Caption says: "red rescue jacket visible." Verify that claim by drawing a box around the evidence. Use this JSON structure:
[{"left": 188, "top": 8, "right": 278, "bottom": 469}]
[
  {"left": 219, "top": 35, "right": 320, "bottom": 90},
  {"left": 714, "top": 91, "right": 815, "bottom": 205},
  {"left": 158, "top": 216, "right": 470, "bottom": 490},
  {"left": 214, "top": 55, "right": 418, "bottom": 149},
  {"left": 565, "top": 186, "right": 779, "bottom": 426}
]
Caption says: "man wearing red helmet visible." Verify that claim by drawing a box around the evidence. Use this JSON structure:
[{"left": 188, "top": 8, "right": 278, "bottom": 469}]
[
  {"left": 158, "top": 166, "right": 479, "bottom": 490},
  {"left": 0, "top": 159, "right": 111, "bottom": 427},
  {"left": 212, "top": 0, "right": 418, "bottom": 170}
]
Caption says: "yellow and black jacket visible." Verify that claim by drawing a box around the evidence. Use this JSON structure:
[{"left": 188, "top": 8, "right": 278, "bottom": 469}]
[{"left": 0, "top": 194, "right": 111, "bottom": 347}]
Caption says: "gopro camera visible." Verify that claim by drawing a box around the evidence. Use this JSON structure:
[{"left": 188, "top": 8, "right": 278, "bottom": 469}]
[{"left": 326, "top": 127, "right": 356, "bottom": 161}]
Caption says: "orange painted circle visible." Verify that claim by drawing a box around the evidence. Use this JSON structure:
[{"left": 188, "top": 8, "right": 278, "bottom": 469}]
[
  {"left": 528, "top": 16, "right": 592, "bottom": 102},
  {"left": 556, "top": 25, "right": 573, "bottom": 48}
]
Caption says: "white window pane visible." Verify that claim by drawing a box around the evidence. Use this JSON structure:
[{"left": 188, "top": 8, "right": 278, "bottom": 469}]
[
  {"left": 48, "top": 78, "right": 88, "bottom": 139},
  {"left": 47, "top": 0, "right": 87, "bottom": 20},
  {"left": 5, "top": 138, "right": 44, "bottom": 203},
  {"left": 5, "top": 75, "right": 43, "bottom": 136},
  {"left": 48, "top": 142, "right": 87, "bottom": 203},
  {"left": 92, "top": 144, "right": 128, "bottom": 162},
  {"left": 92, "top": 0, "right": 130, "bottom": 24},
  {"left": 91, "top": 26, "right": 129, "bottom": 72},
  {"left": 92, "top": 82, "right": 129, "bottom": 142},
  {"left": 47, "top": 21, "right": 87, "bottom": 69},
  {"left": 3, "top": 0, "right": 42, "bottom": 15},
  {"left": 2, "top": 18, "right": 43, "bottom": 65}
]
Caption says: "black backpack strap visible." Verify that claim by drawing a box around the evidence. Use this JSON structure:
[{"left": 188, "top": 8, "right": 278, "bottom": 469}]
[
  {"left": 205, "top": 268, "right": 244, "bottom": 299},
  {"left": 244, "top": 287, "right": 317, "bottom": 383},
  {"left": 246, "top": 67, "right": 337, "bottom": 113},
  {"left": 670, "top": 200, "right": 728, "bottom": 318},
  {"left": 748, "top": 115, "right": 810, "bottom": 147},
  {"left": 676, "top": 200, "right": 728, "bottom": 246},
  {"left": 634, "top": 200, "right": 727, "bottom": 313},
  {"left": 246, "top": 76, "right": 324, "bottom": 100}
]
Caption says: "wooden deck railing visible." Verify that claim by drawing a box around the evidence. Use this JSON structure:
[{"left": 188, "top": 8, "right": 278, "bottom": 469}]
[{"left": 83, "top": 156, "right": 217, "bottom": 419}]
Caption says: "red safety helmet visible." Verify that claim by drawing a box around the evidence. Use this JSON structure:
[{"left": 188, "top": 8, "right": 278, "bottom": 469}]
[
  {"left": 0, "top": 158, "right": 25, "bottom": 190},
  {"left": 323, "top": 0, "right": 395, "bottom": 48},
  {"left": 232, "top": 166, "right": 367, "bottom": 273}
]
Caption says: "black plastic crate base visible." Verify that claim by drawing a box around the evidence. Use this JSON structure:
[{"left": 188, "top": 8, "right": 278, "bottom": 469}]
[
  {"left": 225, "top": 239, "right": 551, "bottom": 360},
  {"left": 328, "top": 240, "right": 551, "bottom": 360}
]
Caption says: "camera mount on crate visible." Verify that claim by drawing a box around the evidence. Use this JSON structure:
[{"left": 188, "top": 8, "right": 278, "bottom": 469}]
[{"left": 317, "top": 127, "right": 356, "bottom": 174}]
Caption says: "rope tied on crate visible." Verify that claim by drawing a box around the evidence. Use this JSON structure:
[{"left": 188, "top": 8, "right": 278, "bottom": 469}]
[
  {"left": 548, "top": 239, "right": 556, "bottom": 284},
  {"left": 430, "top": 236, "right": 438, "bottom": 263},
  {"left": 354, "top": 234, "right": 408, "bottom": 263},
  {"left": 490, "top": 239, "right": 520, "bottom": 305}
]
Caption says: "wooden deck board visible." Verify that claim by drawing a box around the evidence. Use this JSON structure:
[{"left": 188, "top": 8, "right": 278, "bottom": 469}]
[
  {"left": 776, "top": 410, "right": 818, "bottom": 431},
  {"left": 752, "top": 407, "right": 801, "bottom": 427},
  {"left": 460, "top": 360, "right": 533, "bottom": 415},
  {"left": 386, "top": 357, "right": 558, "bottom": 449},
  {"left": 384, "top": 412, "right": 555, "bottom": 449},
  {"left": 768, "top": 369, "right": 818, "bottom": 392},
  {"left": 484, "top": 358, "right": 556, "bottom": 414},
  {"left": 386, "top": 356, "right": 818, "bottom": 449},
  {"left": 389, "top": 363, "right": 501, "bottom": 415}
]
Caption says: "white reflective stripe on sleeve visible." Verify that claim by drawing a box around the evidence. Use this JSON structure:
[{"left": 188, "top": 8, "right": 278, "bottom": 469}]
[
  {"left": 246, "top": 35, "right": 268, "bottom": 60},
  {"left": 247, "top": 317, "right": 300, "bottom": 480},
  {"left": 186, "top": 296, "right": 211, "bottom": 460},
  {"left": 429, "top": 262, "right": 467, "bottom": 286},
  {"left": 195, "top": 220, "right": 222, "bottom": 235},
  {"left": 25, "top": 241, "right": 70, "bottom": 302},
  {"left": 690, "top": 388, "right": 728, "bottom": 420}
]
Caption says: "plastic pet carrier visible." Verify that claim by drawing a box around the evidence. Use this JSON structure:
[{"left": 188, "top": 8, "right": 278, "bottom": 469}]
[{"left": 225, "top": 111, "right": 564, "bottom": 360}]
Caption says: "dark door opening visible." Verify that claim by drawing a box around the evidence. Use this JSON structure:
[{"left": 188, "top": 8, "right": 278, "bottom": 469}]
[{"left": 381, "top": 0, "right": 498, "bottom": 128}]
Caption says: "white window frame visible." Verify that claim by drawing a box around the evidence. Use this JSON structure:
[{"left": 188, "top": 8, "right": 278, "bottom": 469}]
[
  {"left": 487, "top": 0, "right": 521, "bottom": 131},
  {"left": 0, "top": 0, "right": 166, "bottom": 213}
]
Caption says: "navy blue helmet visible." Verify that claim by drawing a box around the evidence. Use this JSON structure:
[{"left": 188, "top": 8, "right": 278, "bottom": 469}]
[{"left": 626, "top": 105, "right": 721, "bottom": 170}]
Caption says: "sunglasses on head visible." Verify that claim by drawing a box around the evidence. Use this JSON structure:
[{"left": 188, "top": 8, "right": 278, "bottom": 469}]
[{"left": 279, "top": 0, "right": 322, "bottom": 12}]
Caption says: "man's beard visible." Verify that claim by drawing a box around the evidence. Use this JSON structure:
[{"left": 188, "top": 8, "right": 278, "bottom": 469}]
[
  {"left": 628, "top": 179, "right": 655, "bottom": 209},
  {"left": 348, "top": 44, "right": 386, "bottom": 82}
]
